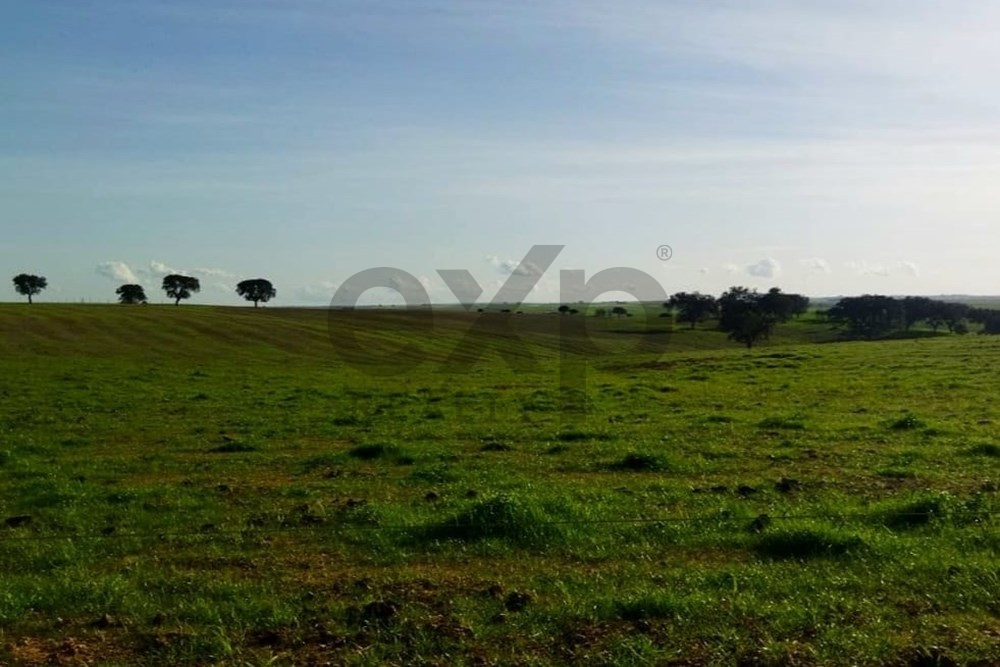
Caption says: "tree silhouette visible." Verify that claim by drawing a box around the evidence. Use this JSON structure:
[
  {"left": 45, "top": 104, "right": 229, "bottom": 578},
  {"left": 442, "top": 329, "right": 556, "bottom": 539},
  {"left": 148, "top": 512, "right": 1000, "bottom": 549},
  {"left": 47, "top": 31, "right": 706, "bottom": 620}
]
[
  {"left": 718, "top": 286, "right": 776, "bottom": 350},
  {"left": 902, "top": 296, "right": 935, "bottom": 330},
  {"left": 611, "top": 306, "right": 628, "bottom": 318},
  {"left": 972, "top": 308, "right": 1000, "bottom": 334},
  {"left": 236, "top": 278, "right": 276, "bottom": 308},
  {"left": 12, "top": 274, "right": 47, "bottom": 304},
  {"left": 557, "top": 304, "right": 571, "bottom": 315},
  {"left": 161, "top": 274, "right": 200, "bottom": 305},
  {"left": 935, "top": 301, "right": 970, "bottom": 333},
  {"left": 665, "top": 292, "right": 718, "bottom": 329},
  {"left": 758, "top": 287, "right": 809, "bottom": 322},
  {"left": 826, "top": 295, "right": 904, "bottom": 339},
  {"left": 116, "top": 284, "right": 147, "bottom": 304}
]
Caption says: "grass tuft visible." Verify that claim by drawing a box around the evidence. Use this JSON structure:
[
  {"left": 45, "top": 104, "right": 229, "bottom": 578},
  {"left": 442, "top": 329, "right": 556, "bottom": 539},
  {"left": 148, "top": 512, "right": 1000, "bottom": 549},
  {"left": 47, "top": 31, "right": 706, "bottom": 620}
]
[
  {"left": 875, "top": 492, "right": 989, "bottom": 529},
  {"left": 889, "top": 415, "right": 925, "bottom": 430},
  {"left": 209, "top": 442, "right": 256, "bottom": 453},
  {"left": 347, "top": 443, "right": 409, "bottom": 463},
  {"left": 600, "top": 593, "right": 683, "bottom": 621},
  {"left": 556, "top": 430, "right": 612, "bottom": 442},
  {"left": 610, "top": 452, "right": 671, "bottom": 472},
  {"left": 704, "top": 415, "right": 735, "bottom": 424},
  {"left": 757, "top": 416, "right": 806, "bottom": 430},
  {"left": 332, "top": 415, "right": 365, "bottom": 427},
  {"left": 877, "top": 468, "right": 916, "bottom": 479},
  {"left": 966, "top": 443, "right": 1000, "bottom": 457},
  {"left": 416, "top": 494, "right": 564, "bottom": 548}
]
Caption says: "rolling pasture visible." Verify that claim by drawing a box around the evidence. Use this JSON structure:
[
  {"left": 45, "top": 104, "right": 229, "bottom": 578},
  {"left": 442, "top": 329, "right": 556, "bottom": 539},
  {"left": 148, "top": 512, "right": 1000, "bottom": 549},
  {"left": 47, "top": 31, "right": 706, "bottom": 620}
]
[{"left": 0, "top": 305, "right": 997, "bottom": 665}]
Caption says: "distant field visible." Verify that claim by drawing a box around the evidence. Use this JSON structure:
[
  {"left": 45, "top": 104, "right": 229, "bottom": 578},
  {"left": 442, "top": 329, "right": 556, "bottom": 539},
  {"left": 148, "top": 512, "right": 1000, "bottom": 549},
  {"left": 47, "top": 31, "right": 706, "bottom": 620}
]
[{"left": 0, "top": 305, "right": 997, "bottom": 665}]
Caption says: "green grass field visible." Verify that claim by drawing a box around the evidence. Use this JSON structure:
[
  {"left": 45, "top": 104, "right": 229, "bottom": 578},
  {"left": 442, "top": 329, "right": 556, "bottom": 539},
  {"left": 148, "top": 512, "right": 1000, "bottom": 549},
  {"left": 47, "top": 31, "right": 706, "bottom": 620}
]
[{"left": 0, "top": 304, "right": 997, "bottom": 665}]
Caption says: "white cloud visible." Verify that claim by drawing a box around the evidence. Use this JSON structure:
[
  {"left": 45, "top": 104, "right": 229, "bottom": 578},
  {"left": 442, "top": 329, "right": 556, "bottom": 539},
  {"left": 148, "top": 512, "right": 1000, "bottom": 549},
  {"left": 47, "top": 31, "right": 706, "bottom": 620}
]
[
  {"left": 192, "top": 267, "right": 235, "bottom": 279},
  {"left": 487, "top": 255, "right": 545, "bottom": 278},
  {"left": 747, "top": 257, "right": 781, "bottom": 279},
  {"left": 844, "top": 260, "right": 919, "bottom": 278},
  {"left": 846, "top": 261, "right": 890, "bottom": 277},
  {"left": 96, "top": 260, "right": 233, "bottom": 290},
  {"left": 96, "top": 261, "right": 138, "bottom": 284},
  {"left": 147, "top": 261, "right": 178, "bottom": 277},
  {"left": 800, "top": 257, "right": 832, "bottom": 274},
  {"left": 722, "top": 263, "right": 740, "bottom": 275},
  {"left": 139, "top": 261, "right": 235, "bottom": 283}
]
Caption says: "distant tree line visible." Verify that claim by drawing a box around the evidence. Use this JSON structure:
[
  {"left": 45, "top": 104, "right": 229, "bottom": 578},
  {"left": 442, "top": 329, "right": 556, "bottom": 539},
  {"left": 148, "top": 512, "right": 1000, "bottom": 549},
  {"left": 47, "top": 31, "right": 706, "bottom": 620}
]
[
  {"left": 657, "top": 287, "right": 809, "bottom": 349},
  {"left": 561, "top": 287, "right": 811, "bottom": 349},
  {"left": 10, "top": 273, "right": 276, "bottom": 308},
  {"left": 659, "top": 289, "right": 1000, "bottom": 347},
  {"left": 590, "top": 306, "right": 630, "bottom": 318},
  {"left": 823, "top": 295, "right": 988, "bottom": 339},
  {"left": 13, "top": 269, "right": 1000, "bottom": 342}
]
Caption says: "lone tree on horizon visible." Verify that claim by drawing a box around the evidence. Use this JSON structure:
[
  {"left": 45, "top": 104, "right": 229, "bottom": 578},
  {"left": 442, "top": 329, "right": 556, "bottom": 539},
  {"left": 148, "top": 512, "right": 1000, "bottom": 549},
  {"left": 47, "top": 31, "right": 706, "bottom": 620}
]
[
  {"left": 162, "top": 274, "right": 200, "bottom": 305},
  {"left": 12, "top": 274, "right": 47, "bottom": 304},
  {"left": 116, "top": 284, "right": 147, "bottom": 304},
  {"left": 236, "top": 278, "right": 276, "bottom": 308}
]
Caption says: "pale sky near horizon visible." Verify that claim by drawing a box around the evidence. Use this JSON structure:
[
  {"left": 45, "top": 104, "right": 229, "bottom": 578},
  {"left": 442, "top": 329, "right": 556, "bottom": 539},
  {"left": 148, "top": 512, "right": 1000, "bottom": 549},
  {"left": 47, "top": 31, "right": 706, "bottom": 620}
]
[{"left": 4, "top": 1, "right": 1000, "bottom": 305}]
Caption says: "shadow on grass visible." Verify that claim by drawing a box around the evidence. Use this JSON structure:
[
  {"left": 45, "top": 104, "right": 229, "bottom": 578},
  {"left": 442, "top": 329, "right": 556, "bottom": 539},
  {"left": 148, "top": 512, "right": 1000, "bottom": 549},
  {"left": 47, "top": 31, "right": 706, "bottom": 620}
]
[
  {"left": 754, "top": 528, "right": 864, "bottom": 560},
  {"left": 965, "top": 443, "right": 1000, "bottom": 458},
  {"left": 347, "top": 443, "right": 414, "bottom": 465}
]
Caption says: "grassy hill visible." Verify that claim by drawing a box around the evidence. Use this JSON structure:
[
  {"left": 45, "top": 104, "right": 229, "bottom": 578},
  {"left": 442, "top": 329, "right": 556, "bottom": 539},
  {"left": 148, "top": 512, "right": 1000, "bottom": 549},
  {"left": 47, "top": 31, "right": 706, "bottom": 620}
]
[
  {"left": 0, "top": 302, "right": 841, "bottom": 357},
  {"left": 0, "top": 305, "right": 997, "bottom": 665}
]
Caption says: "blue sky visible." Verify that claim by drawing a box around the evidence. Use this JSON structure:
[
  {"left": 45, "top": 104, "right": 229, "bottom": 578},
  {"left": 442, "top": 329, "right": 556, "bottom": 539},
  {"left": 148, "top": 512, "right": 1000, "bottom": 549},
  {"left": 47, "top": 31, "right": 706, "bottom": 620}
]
[{"left": 4, "top": 1, "right": 1000, "bottom": 304}]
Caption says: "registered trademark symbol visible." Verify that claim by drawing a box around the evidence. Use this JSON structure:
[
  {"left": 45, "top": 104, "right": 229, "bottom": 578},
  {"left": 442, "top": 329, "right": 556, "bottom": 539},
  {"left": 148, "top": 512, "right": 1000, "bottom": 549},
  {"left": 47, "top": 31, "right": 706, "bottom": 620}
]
[{"left": 656, "top": 245, "right": 673, "bottom": 261}]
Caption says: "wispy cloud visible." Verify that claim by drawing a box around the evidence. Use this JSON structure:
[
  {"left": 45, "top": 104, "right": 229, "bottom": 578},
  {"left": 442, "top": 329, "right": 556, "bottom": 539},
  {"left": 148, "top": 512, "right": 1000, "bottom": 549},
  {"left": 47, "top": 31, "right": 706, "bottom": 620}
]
[
  {"left": 95, "top": 261, "right": 138, "bottom": 284},
  {"left": 800, "top": 258, "right": 832, "bottom": 275},
  {"left": 295, "top": 280, "right": 340, "bottom": 304},
  {"left": 565, "top": 2, "right": 1000, "bottom": 97},
  {"left": 844, "top": 261, "right": 919, "bottom": 278},
  {"left": 193, "top": 267, "right": 235, "bottom": 279},
  {"left": 747, "top": 258, "right": 781, "bottom": 279},
  {"left": 146, "top": 261, "right": 179, "bottom": 278},
  {"left": 487, "top": 255, "right": 546, "bottom": 278},
  {"left": 94, "top": 261, "right": 238, "bottom": 287}
]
